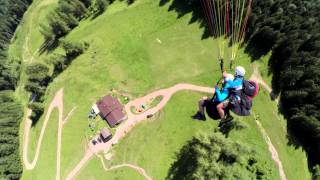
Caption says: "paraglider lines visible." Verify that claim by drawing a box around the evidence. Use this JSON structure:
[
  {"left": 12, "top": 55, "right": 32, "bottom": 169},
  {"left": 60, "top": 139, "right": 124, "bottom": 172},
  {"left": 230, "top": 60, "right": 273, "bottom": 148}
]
[{"left": 200, "top": 0, "right": 253, "bottom": 70}]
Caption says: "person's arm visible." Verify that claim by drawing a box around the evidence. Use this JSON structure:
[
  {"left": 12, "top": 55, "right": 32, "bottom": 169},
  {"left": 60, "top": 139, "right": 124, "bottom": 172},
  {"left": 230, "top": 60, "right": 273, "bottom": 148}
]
[
  {"left": 215, "top": 87, "right": 222, "bottom": 98},
  {"left": 216, "top": 88, "right": 229, "bottom": 102},
  {"left": 215, "top": 86, "right": 227, "bottom": 102},
  {"left": 226, "top": 79, "right": 242, "bottom": 88}
]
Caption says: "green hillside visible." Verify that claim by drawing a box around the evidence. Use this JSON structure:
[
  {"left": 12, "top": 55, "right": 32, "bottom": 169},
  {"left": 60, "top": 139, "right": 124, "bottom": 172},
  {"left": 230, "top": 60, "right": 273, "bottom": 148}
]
[{"left": 7, "top": 0, "right": 311, "bottom": 179}]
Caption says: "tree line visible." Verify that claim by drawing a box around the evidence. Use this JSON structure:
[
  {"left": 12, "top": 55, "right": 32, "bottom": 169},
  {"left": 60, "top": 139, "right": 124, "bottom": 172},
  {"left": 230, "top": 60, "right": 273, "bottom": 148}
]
[
  {"left": 28, "top": 0, "right": 137, "bottom": 124},
  {"left": 40, "top": 0, "right": 116, "bottom": 49},
  {"left": 39, "top": 0, "right": 137, "bottom": 47},
  {"left": 25, "top": 40, "right": 89, "bottom": 124},
  {"left": 246, "top": 0, "right": 320, "bottom": 175},
  {"left": 0, "top": 0, "right": 31, "bottom": 179},
  {"left": 27, "top": 0, "right": 115, "bottom": 120}
]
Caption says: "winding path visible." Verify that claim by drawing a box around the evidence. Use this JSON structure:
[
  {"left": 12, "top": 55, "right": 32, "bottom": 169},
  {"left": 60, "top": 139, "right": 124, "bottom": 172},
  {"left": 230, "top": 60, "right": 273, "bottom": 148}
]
[
  {"left": 23, "top": 68, "right": 286, "bottom": 180},
  {"left": 98, "top": 156, "right": 152, "bottom": 180},
  {"left": 250, "top": 66, "right": 287, "bottom": 180},
  {"left": 65, "top": 83, "right": 215, "bottom": 180},
  {"left": 23, "top": 89, "right": 76, "bottom": 180}
]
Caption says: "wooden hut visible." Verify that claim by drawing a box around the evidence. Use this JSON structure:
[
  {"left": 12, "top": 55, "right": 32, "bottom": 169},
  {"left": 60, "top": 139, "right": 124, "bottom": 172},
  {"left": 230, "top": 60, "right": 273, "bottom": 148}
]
[{"left": 97, "top": 95, "right": 127, "bottom": 127}]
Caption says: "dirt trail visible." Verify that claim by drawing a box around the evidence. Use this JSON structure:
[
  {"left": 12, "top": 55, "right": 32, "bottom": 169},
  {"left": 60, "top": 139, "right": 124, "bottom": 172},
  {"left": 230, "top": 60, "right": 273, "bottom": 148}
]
[
  {"left": 23, "top": 89, "right": 75, "bottom": 180},
  {"left": 255, "top": 120, "right": 287, "bottom": 180},
  {"left": 22, "top": 0, "right": 57, "bottom": 62},
  {"left": 250, "top": 66, "right": 273, "bottom": 94},
  {"left": 66, "top": 78, "right": 287, "bottom": 180},
  {"left": 21, "top": 0, "right": 65, "bottom": 177},
  {"left": 65, "top": 83, "right": 215, "bottom": 180},
  {"left": 250, "top": 66, "right": 287, "bottom": 180},
  {"left": 23, "top": 67, "right": 286, "bottom": 180},
  {"left": 98, "top": 156, "right": 152, "bottom": 180}
]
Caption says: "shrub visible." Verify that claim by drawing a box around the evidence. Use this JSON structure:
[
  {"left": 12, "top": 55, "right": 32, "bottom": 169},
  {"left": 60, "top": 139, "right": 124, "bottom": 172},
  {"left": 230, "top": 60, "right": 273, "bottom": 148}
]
[
  {"left": 45, "top": 53, "right": 67, "bottom": 78},
  {"left": 167, "top": 132, "right": 269, "bottom": 180},
  {"left": 28, "top": 102, "right": 45, "bottom": 124},
  {"left": 24, "top": 81, "right": 46, "bottom": 97},
  {"left": 61, "top": 40, "right": 89, "bottom": 60},
  {"left": 313, "top": 165, "right": 320, "bottom": 180},
  {"left": 25, "top": 63, "right": 50, "bottom": 82}
]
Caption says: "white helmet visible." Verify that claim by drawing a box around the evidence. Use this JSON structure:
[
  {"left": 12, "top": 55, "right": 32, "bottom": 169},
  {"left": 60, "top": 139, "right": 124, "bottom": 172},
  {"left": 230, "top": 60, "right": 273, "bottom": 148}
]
[
  {"left": 235, "top": 66, "right": 245, "bottom": 77},
  {"left": 224, "top": 73, "right": 234, "bottom": 82}
]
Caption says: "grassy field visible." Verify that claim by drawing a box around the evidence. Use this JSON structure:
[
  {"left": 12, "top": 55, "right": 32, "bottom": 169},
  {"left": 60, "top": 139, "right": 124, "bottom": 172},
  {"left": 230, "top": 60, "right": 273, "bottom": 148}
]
[
  {"left": 10, "top": 0, "right": 311, "bottom": 179},
  {"left": 78, "top": 91, "right": 280, "bottom": 180},
  {"left": 252, "top": 60, "right": 311, "bottom": 180}
]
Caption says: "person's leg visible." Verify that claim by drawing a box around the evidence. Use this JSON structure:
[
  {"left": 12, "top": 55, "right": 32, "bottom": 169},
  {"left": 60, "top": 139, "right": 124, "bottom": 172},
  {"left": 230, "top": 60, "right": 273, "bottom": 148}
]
[
  {"left": 217, "top": 100, "right": 232, "bottom": 127},
  {"left": 192, "top": 96, "right": 208, "bottom": 120},
  {"left": 217, "top": 102, "right": 225, "bottom": 119},
  {"left": 198, "top": 96, "right": 208, "bottom": 115}
]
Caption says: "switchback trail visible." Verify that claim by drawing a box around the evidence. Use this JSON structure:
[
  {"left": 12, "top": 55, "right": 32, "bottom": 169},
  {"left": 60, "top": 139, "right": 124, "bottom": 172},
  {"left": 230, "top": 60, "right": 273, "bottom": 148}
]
[
  {"left": 23, "top": 89, "right": 76, "bottom": 180},
  {"left": 23, "top": 72, "right": 286, "bottom": 180}
]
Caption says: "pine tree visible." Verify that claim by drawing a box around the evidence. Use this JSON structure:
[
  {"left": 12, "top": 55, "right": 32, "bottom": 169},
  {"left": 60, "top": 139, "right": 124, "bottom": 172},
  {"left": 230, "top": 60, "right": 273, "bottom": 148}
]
[{"left": 167, "top": 132, "right": 269, "bottom": 180}]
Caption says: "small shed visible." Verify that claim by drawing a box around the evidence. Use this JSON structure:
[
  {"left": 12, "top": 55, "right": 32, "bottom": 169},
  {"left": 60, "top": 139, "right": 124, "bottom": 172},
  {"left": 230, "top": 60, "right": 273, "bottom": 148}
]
[
  {"left": 100, "top": 128, "right": 112, "bottom": 142},
  {"left": 97, "top": 95, "right": 127, "bottom": 127}
]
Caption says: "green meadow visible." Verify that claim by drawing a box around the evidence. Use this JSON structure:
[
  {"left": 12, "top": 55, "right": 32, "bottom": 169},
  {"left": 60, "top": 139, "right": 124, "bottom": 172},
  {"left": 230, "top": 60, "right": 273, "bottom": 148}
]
[{"left": 10, "top": 0, "right": 310, "bottom": 179}]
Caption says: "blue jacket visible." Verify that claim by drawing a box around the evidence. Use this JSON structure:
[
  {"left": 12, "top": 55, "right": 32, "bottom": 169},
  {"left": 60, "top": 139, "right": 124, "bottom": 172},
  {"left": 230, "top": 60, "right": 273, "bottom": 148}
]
[
  {"left": 214, "top": 81, "right": 232, "bottom": 102},
  {"left": 214, "top": 76, "right": 244, "bottom": 102},
  {"left": 226, "top": 76, "right": 243, "bottom": 91},
  {"left": 226, "top": 76, "right": 244, "bottom": 102}
]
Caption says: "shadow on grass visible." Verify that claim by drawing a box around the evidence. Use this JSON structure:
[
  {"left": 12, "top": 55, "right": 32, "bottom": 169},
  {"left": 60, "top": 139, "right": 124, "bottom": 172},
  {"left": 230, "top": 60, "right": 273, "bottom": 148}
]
[
  {"left": 159, "top": 0, "right": 211, "bottom": 39},
  {"left": 286, "top": 116, "right": 320, "bottom": 171},
  {"left": 165, "top": 138, "right": 198, "bottom": 180},
  {"left": 245, "top": 41, "right": 271, "bottom": 62},
  {"left": 90, "top": 0, "right": 136, "bottom": 20},
  {"left": 39, "top": 39, "right": 60, "bottom": 55}
]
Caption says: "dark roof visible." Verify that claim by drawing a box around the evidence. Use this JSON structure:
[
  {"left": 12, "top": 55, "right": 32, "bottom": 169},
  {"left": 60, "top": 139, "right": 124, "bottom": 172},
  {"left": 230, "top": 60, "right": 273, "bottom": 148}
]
[
  {"left": 97, "top": 95, "right": 126, "bottom": 127},
  {"left": 100, "top": 128, "right": 112, "bottom": 138},
  {"left": 100, "top": 128, "right": 112, "bottom": 142}
]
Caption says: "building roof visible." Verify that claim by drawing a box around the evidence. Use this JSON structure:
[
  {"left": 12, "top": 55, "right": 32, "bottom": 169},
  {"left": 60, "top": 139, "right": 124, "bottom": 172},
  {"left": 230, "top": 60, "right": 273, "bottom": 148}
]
[
  {"left": 100, "top": 128, "right": 112, "bottom": 139},
  {"left": 97, "top": 95, "right": 126, "bottom": 127},
  {"left": 100, "top": 128, "right": 112, "bottom": 142}
]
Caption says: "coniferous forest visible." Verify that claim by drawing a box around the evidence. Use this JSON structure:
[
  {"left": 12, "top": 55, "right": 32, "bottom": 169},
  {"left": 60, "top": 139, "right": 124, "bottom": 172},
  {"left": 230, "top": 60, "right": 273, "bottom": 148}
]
[
  {"left": 247, "top": 0, "right": 320, "bottom": 171},
  {"left": 0, "top": 0, "right": 31, "bottom": 179}
]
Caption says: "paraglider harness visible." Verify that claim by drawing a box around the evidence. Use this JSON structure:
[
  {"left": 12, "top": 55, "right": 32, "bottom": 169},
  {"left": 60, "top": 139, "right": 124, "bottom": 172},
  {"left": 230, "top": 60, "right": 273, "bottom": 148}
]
[
  {"left": 205, "top": 77, "right": 259, "bottom": 119},
  {"left": 227, "top": 79, "right": 259, "bottom": 116}
]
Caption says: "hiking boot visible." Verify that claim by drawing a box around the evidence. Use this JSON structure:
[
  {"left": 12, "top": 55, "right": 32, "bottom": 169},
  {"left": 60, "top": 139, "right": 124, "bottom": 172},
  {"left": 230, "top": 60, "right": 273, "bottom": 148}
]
[
  {"left": 218, "top": 115, "right": 234, "bottom": 127},
  {"left": 225, "top": 114, "right": 234, "bottom": 121},
  {"left": 192, "top": 112, "right": 206, "bottom": 121}
]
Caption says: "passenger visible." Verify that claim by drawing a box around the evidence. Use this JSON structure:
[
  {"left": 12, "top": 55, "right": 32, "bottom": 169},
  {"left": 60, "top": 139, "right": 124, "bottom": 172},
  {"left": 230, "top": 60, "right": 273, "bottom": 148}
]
[
  {"left": 217, "top": 66, "right": 245, "bottom": 126},
  {"left": 192, "top": 73, "right": 234, "bottom": 121}
]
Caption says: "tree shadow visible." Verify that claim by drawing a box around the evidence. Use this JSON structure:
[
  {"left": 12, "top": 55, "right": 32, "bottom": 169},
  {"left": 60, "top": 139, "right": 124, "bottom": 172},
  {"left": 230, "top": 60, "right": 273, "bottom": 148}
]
[
  {"left": 39, "top": 39, "right": 60, "bottom": 55},
  {"left": 90, "top": 0, "right": 135, "bottom": 20},
  {"left": 244, "top": 34, "right": 273, "bottom": 61},
  {"left": 279, "top": 98, "right": 320, "bottom": 171},
  {"left": 287, "top": 125, "right": 318, "bottom": 170},
  {"left": 159, "top": 0, "right": 211, "bottom": 40},
  {"left": 286, "top": 116, "right": 320, "bottom": 170},
  {"left": 205, "top": 102, "right": 246, "bottom": 137},
  {"left": 165, "top": 138, "right": 198, "bottom": 180},
  {"left": 219, "top": 119, "right": 247, "bottom": 137},
  {"left": 90, "top": 0, "right": 116, "bottom": 20}
]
